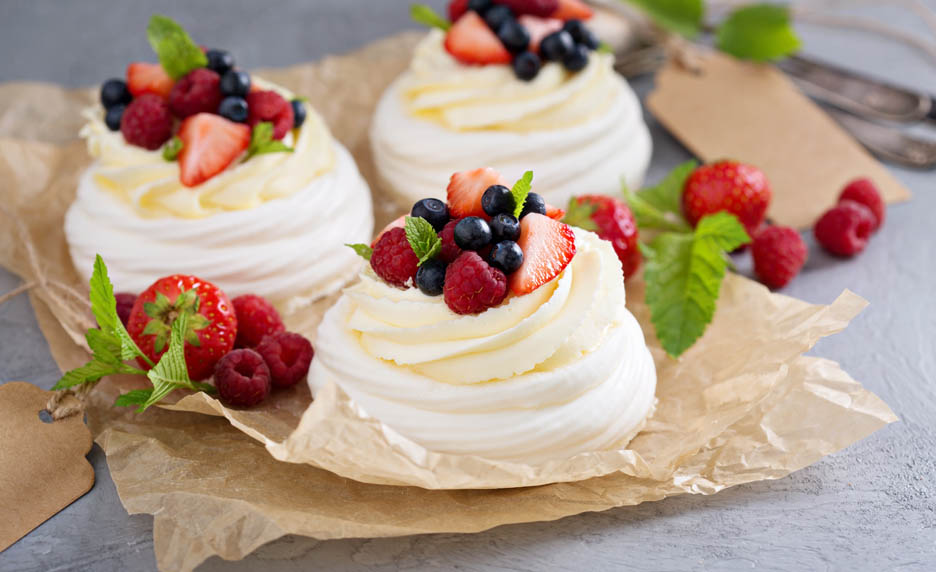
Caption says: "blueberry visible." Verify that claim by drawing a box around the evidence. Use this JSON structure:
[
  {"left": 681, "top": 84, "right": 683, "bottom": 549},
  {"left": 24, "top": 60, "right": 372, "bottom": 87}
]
[
  {"left": 484, "top": 4, "right": 514, "bottom": 30},
  {"left": 218, "top": 96, "right": 248, "bottom": 123},
  {"left": 467, "top": 0, "right": 492, "bottom": 13},
  {"left": 454, "top": 217, "right": 492, "bottom": 251},
  {"left": 416, "top": 258, "right": 447, "bottom": 296},
  {"left": 411, "top": 198, "right": 449, "bottom": 231},
  {"left": 100, "top": 79, "right": 131, "bottom": 109},
  {"left": 205, "top": 49, "right": 235, "bottom": 75},
  {"left": 540, "top": 30, "right": 575, "bottom": 61},
  {"left": 481, "top": 185, "right": 515, "bottom": 216},
  {"left": 291, "top": 99, "right": 307, "bottom": 128},
  {"left": 104, "top": 104, "right": 125, "bottom": 131},
  {"left": 490, "top": 213, "right": 520, "bottom": 242},
  {"left": 563, "top": 20, "right": 600, "bottom": 49},
  {"left": 520, "top": 192, "right": 547, "bottom": 218},
  {"left": 563, "top": 44, "right": 589, "bottom": 72},
  {"left": 489, "top": 241, "right": 524, "bottom": 274},
  {"left": 498, "top": 19, "right": 530, "bottom": 53},
  {"left": 220, "top": 70, "right": 251, "bottom": 97},
  {"left": 513, "top": 51, "right": 541, "bottom": 81}
]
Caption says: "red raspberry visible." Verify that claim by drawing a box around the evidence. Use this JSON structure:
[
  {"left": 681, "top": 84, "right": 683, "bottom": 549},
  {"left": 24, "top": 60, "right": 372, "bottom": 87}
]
[
  {"left": 370, "top": 227, "right": 419, "bottom": 287},
  {"left": 444, "top": 251, "right": 507, "bottom": 315},
  {"left": 214, "top": 349, "right": 271, "bottom": 407},
  {"left": 120, "top": 94, "right": 173, "bottom": 150},
  {"left": 168, "top": 68, "right": 222, "bottom": 119},
  {"left": 751, "top": 226, "right": 807, "bottom": 289},
  {"left": 255, "top": 331, "right": 314, "bottom": 389},
  {"left": 246, "top": 90, "right": 294, "bottom": 140},
  {"left": 496, "top": 0, "right": 560, "bottom": 17},
  {"left": 814, "top": 200, "right": 874, "bottom": 257},
  {"left": 439, "top": 217, "right": 464, "bottom": 263},
  {"left": 115, "top": 292, "right": 137, "bottom": 327},
  {"left": 839, "top": 178, "right": 884, "bottom": 231},
  {"left": 232, "top": 294, "right": 285, "bottom": 348}
]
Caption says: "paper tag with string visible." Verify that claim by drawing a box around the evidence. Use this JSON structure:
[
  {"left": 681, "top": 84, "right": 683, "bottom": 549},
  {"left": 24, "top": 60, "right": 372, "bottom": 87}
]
[{"left": 0, "top": 382, "right": 94, "bottom": 552}]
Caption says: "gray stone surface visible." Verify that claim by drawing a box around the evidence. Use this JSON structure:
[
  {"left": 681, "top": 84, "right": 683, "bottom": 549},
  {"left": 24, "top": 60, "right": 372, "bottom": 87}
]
[{"left": 1, "top": 1, "right": 935, "bottom": 570}]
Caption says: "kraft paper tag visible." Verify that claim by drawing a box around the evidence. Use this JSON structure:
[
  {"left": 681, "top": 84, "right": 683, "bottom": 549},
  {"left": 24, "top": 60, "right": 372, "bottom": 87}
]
[
  {"left": 646, "top": 51, "right": 912, "bottom": 230},
  {"left": 0, "top": 382, "right": 94, "bottom": 552}
]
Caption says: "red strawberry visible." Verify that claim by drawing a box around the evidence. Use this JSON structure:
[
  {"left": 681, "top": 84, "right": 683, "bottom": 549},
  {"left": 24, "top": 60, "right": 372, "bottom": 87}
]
[
  {"left": 682, "top": 160, "right": 772, "bottom": 236},
  {"left": 177, "top": 113, "right": 251, "bottom": 187},
  {"left": 371, "top": 215, "right": 407, "bottom": 248},
  {"left": 126, "top": 62, "right": 175, "bottom": 99},
  {"left": 518, "top": 15, "right": 564, "bottom": 53},
  {"left": 565, "top": 195, "right": 640, "bottom": 279},
  {"left": 751, "top": 226, "right": 807, "bottom": 289},
  {"left": 551, "top": 0, "right": 594, "bottom": 20},
  {"left": 447, "top": 167, "right": 508, "bottom": 219},
  {"left": 444, "top": 11, "right": 512, "bottom": 65},
  {"left": 495, "top": 0, "right": 559, "bottom": 17},
  {"left": 232, "top": 294, "right": 285, "bottom": 348},
  {"left": 510, "top": 213, "right": 577, "bottom": 295},
  {"left": 444, "top": 252, "right": 508, "bottom": 314},
  {"left": 545, "top": 203, "right": 566, "bottom": 221},
  {"left": 127, "top": 274, "right": 237, "bottom": 381},
  {"left": 246, "top": 90, "right": 294, "bottom": 140},
  {"left": 448, "top": 0, "right": 470, "bottom": 22},
  {"left": 838, "top": 178, "right": 884, "bottom": 231}
]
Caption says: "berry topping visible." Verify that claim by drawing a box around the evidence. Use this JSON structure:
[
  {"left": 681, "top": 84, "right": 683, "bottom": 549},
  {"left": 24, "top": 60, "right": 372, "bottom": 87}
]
[
  {"left": 489, "top": 240, "right": 524, "bottom": 273},
  {"left": 444, "top": 11, "right": 512, "bottom": 65},
  {"left": 411, "top": 198, "right": 450, "bottom": 231},
  {"left": 168, "top": 68, "right": 222, "bottom": 119},
  {"left": 220, "top": 69, "right": 251, "bottom": 98},
  {"left": 566, "top": 195, "right": 640, "bottom": 279},
  {"left": 120, "top": 94, "right": 173, "bottom": 150},
  {"left": 454, "top": 217, "right": 493, "bottom": 250},
  {"left": 545, "top": 203, "right": 566, "bottom": 220},
  {"left": 519, "top": 191, "right": 547, "bottom": 218},
  {"left": 518, "top": 15, "right": 564, "bottom": 53},
  {"left": 839, "top": 178, "right": 884, "bottom": 231},
  {"left": 496, "top": 0, "right": 559, "bottom": 17},
  {"left": 232, "top": 294, "right": 285, "bottom": 348},
  {"left": 372, "top": 215, "right": 407, "bottom": 248},
  {"left": 563, "top": 19, "right": 599, "bottom": 48},
  {"left": 513, "top": 50, "right": 542, "bottom": 81},
  {"left": 447, "top": 167, "right": 508, "bottom": 218},
  {"left": 468, "top": 0, "right": 494, "bottom": 12},
  {"left": 752, "top": 226, "right": 807, "bottom": 289},
  {"left": 481, "top": 184, "right": 516, "bottom": 216},
  {"left": 177, "top": 113, "right": 251, "bottom": 187},
  {"left": 218, "top": 95, "right": 248, "bottom": 123},
  {"left": 484, "top": 4, "right": 515, "bottom": 29},
  {"left": 104, "top": 105, "right": 125, "bottom": 131},
  {"left": 100, "top": 79, "right": 132, "bottom": 109},
  {"left": 552, "top": 0, "right": 594, "bottom": 20},
  {"left": 682, "top": 160, "right": 771, "bottom": 235},
  {"left": 563, "top": 43, "right": 589, "bottom": 71},
  {"left": 126, "top": 62, "right": 175, "bottom": 100},
  {"left": 814, "top": 199, "right": 874, "bottom": 257},
  {"left": 214, "top": 349, "right": 271, "bottom": 407},
  {"left": 205, "top": 49, "right": 235, "bottom": 75},
  {"left": 539, "top": 30, "right": 575, "bottom": 61},
  {"left": 449, "top": 0, "right": 470, "bottom": 22},
  {"left": 416, "top": 258, "right": 448, "bottom": 296},
  {"left": 246, "top": 90, "right": 294, "bottom": 140},
  {"left": 509, "top": 213, "right": 576, "bottom": 295},
  {"left": 115, "top": 292, "right": 137, "bottom": 327},
  {"left": 291, "top": 99, "right": 307, "bottom": 128},
  {"left": 498, "top": 18, "right": 531, "bottom": 53},
  {"left": 444, "top": 252, "right": 508, "bottom": 314},
  {"left": 371, "top": 227, "right": 420, "bottom": 287},
  {"left": 439, "top": 217, "right": 464, "bottom": 262},
  {"left": 490, "top": 213, "right": 521, "bottom": 242},
  {"left": 255, "top": 331, "right": 314, "bottom": 389},
  {"left": 126, "top": 274, "right": 237, "bottom": 381}
]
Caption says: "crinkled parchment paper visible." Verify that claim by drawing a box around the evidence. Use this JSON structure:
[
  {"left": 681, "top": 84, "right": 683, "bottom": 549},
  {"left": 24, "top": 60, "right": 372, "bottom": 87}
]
[{"left": 0, "top": 32, "right": 896, "bottom": 571}]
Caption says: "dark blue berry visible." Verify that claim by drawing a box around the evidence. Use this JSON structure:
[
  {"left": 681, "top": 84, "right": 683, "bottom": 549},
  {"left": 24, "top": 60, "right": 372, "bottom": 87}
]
[
  {"left": 490, "top": 213, "right": 520, "bottom": 243},
  {"left": 205, "top": 49, "right": 235, "bottom": 75},
  {"left": 498, "top": 19, "right": 530, "bottom": 53},
  {"left": 218, "top": 96, "right": 248, "bottom": 123},
  {"left": 563, "top": 44, "right": 589, "bottom": 72},
  {"left": 563, "top": 20, "right": 600, "bottom": 49},
  {"left": 540, "top": 30, "right": 575, "bottom": 61},
  {"left": 416, "top": 258, "right": 447, "bottom": 296},
  {"left": 411, "top": 198, "right": 449, "bottom": 231},
  {"left": 100, "top": 79, "right": 131, "bottom": 109},
  {"left": 489, "top": 241, "right": 524, "bottom": 274},
  {"left": 520, "top": 192, "right": 547, "bottom": 218},
  {"left": 513, "top": 51, "right": 541, "bottom": 81},
  {"left": 291, "top": 100, "right": 306, "bottom": 128},
  {"left": 484, "top": 5, "right": 514, "bottom": 31},
  {"left": 468, "top": 0, "right": 492, "bottom": 13},
  {"left": 220, "top": 70, "right": 251, "bottom": 97},
  {"left": 104, "top": 104, "right": 125, "bottom": 131},
  {"left": 482, "top": 185, "right": 515, "bottom": 216},
  {"left": 454, "top": 217, "right": 492, "bottom": 251}
]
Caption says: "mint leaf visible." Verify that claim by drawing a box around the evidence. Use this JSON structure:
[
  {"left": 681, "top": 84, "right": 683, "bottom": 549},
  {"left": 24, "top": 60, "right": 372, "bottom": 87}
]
[
  {"left": 625, "top": 0, "right": 705, "bottom": 39},
  {"left": 597, "top": 42, "right": 613, "bottom": 55},
  {"left": 643, "top": 212, "right": 751, "bottom": 357},
  {"left": 562, "top": 198, "right": 599, "bottom": 232},
  {"left": 162, "top": 136, "right": 182, "bottom": 161},
  {"left": 244, "top": 122, "right": 293, "bottom": 162},
  {"left": 346, "top": 243, "right": 373, "bottom": 261},
  {"left": 53, "top": 360, "right": 121, "bottom": 390},
  {"left": 146, "top": 14, "right": 208, "bottom": 80},
  {"left": 622, "top": 161, "right": 695, "bottom": 233},
  {"left": 411, "top": 4, "right": 450, "bottom": 30},
  {"left": 510, "top": 171, "right": 534, "bottom": 219},
  {"left": 716, "top": 4, "right": 801, "bottom": 62},
  {"left": 404, "top": 216, "right": 442, "bottom": 266},
  {"left": 114, "top": 389, "right": 153, "bottom": 408},
  {"left": 139, "top": 311, "right": 192, "bottom": 411}
]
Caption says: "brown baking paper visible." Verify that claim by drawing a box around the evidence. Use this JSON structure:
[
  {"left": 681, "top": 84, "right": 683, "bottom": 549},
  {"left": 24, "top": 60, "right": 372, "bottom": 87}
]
[{"left": 0, "top": 32, "right": 897, "bottom": 570}]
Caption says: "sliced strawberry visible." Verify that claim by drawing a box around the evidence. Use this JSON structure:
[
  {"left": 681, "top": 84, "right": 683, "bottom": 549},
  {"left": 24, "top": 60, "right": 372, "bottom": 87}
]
[
  {"left": 371, "top": 215, "right": 406, "bottom": 248},
  {"left": 448, "top": 0, "right": 469, "bottom": 22},
  {"left": 444, "top": 11, "right": 512, "bottom": 65},
  {"left": 447, "top": 167, "right": 508, "bottom": 219},
  {"left": 177, "top": 113, "right": 250, "bottom": 187},
  {"left": 126, "top": 62, "right": 175, "bottom": 99},
  {"left": 510, "top": 213, "right": 576, "bottom": 295},
  {"left": 551, "top": 0, "right": 594, "bottom": 20},
  {"left": 518, "top": 15, "right": 564, "bottom": 53},
  {"left": 545, "top": 203, "right": 566, "bottom": 221}
]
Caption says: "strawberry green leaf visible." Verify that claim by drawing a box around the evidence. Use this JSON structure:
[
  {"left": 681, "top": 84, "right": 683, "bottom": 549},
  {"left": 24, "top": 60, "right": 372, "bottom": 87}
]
[
  {"left": 562, "top": 198, "right": 599, "bottom": 232},
  {"left": 346, "top": 243, "right": 373, "bottom": 261},
  {"left": 625, "top": 0, "right": 705, "bottom": 39},
  {"left": 162, "top": 136, "right": 183, "bottom": 161},
  {"left": 411, "top": 4, "right": 450, "bottom": 31},
  {"left": 146, "top": 14, "right": 208, "bottom": 80},
  {"left": 244, "top": 122, "right": 293, "bottom": 162},
  {"left": 404, "top": 216, "right": 442, "bottom": 266},
  {"left": 716, "top": 4, "right": 801, "bottom": 62},
  {"left": 510, "top": 171, "right": 534, "bottom": 219}
]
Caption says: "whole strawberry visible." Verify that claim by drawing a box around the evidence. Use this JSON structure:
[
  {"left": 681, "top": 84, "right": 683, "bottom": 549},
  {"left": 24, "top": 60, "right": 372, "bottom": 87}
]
[
  {"left": 839, "top": 178, "right": 884, "bottom": 231},
  {"left": 683, "top": 161, "right": 771, "bottom": 235},
  {"left": 751, "top": 226, "right": 807, "bottom": 289},
  {"left": 127, "top": 274, "right": 237, "bottom": 380},
  {"left": 232, "top": 294, "right": 285, "bottom": 348},
  {"left": 814, "top": 199, "right": 874, "bottom": 257},
  {"left": 564, "top": 195, "right": 640, "bottom": 279}
]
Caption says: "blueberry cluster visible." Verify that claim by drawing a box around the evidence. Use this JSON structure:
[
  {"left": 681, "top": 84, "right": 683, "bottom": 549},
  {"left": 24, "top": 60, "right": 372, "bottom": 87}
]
[{"left": 99, "top": 78, "right": 133, "bottom": 130}]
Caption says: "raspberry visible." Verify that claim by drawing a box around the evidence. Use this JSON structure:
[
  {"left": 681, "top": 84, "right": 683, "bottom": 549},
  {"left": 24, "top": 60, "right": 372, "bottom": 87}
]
[
  {"left": 444, "top": 251, "right": 508, "bottom": 315},
  {"left": 751, "top": 226, "right": 807, "bottom": 289},
  {"left": 255, "top": 332, "right": 314, "bottom": 389},
  {"left": 246, "top": 90, "right": 294, "bottom": 140},
  {"left": 839, "top": 178, "right": 885, "bottom": 231},
  {"left": 214, "top": 349, "right": 271, "bottom": 407},
  {"left": 814, "top": 200, "right": 874, "bottom": 257},
  {"left": 370, "top": 227, "right": 419, "bottom": 287},
  {"left": 168, "top": 68, "right": 222, "bottom": 119},
  {"left": 115, "top": 292, "right": 137, "bottom": 327},
  {"left": 232, "top": 294, "right": 285, "bottom": 348},
  {"left": 439, "top": 217, "right": 464, "bottom": 263},
  {"left": 120, "top": 94, "right": 173, "bottom": 150}
]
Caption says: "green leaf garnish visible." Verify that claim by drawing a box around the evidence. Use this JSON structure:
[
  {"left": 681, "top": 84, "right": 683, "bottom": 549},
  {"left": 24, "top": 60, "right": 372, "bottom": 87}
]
[
  {"left": 622, "top": 160, "right": 696, "bottom": 233},
  {"left": 146, "top": 14, "right": 208, "bottom": 80},
  {"left": 162, "top": 136, "right": 183, "bottom": 161},
  {"left": 113, "top": 389, "right": 154, "bottom": 408},
  {"left": 404, "top": 216, "right": 442, "bottom": 266},
  {"left": 716, "top": 4, "right": 801, "bottom": 62},
  {"left": 597, "top": 41, "right": 614, "bottom": 55},
  {"left": 562, "top": 198, "right": 599, "bottom": 232},
  {"left": 411, "top": 4, "right": 450, "bottom": 31},
  {"left": 624, "top": 0, "right": 705, "bottom": 39},
  {"left": 346, "top": 243, "right": 374, "bottom": 261},
  {"left": 244, "top": 122, "right": 293, "bottom": 162},
  {"left": 510, "top": 171, "right": 534, "bottom": 219}
]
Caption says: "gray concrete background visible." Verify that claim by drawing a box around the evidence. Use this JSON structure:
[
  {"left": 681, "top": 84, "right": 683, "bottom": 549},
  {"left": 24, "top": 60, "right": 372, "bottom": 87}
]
[{"left": 1, "top": 1, "right": 935, "bottom": 570}]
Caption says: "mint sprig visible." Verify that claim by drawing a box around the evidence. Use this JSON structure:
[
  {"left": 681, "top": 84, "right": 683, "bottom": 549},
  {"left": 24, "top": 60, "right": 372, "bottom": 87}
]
[
  {"left": 244, "top": 122, "right": 293, "bottom": 162},
  {"left": 716, "top": 4, "right": 801, "bottom": 62},
  {"left": 346, "top": 243, "right": 374, "bottom": 261},
  {"left": 510, "top": 171, "right": 534, "bottom": 219},
  {"left": 405, "top": 216, "right": 442, "bottom": 266},
  {"left": 146, "top": 14, "right": 208, "bottom": 80},
  {"left": 623, "top": 160, "right": 696, "bottom": 233},
  {"left": 162, "top": 136, "right": 182, "bottom": 161},
  {"left": 411, "top": 4, "right": 450, "bottom": 31}
]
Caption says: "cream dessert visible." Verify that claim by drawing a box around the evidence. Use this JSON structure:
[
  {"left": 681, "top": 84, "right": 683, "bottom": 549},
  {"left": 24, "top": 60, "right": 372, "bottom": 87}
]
[{"left": 371, "top": 1, "right": 651, "bottom": 210}]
